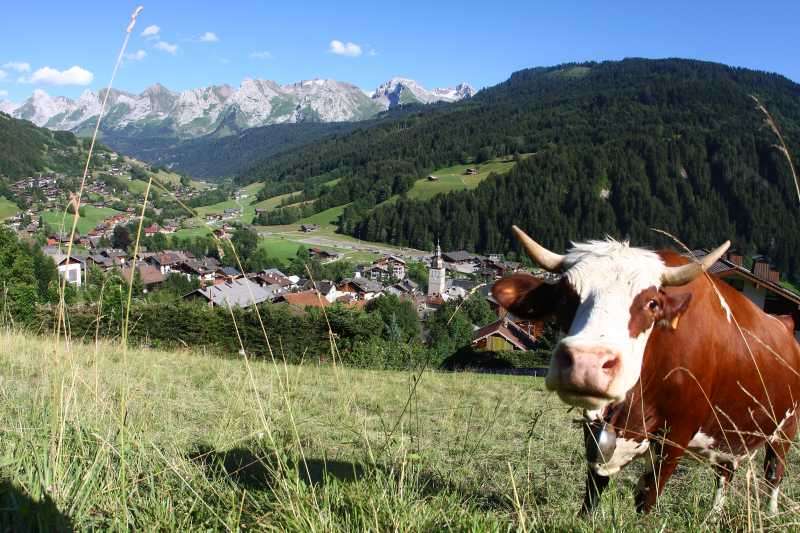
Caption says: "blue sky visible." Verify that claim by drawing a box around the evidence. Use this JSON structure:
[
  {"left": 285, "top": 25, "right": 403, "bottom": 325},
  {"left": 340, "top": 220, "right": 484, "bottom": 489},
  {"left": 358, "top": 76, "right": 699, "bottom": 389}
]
[{"left": 1, "top": 0, "right": 798, "bottom": 102}]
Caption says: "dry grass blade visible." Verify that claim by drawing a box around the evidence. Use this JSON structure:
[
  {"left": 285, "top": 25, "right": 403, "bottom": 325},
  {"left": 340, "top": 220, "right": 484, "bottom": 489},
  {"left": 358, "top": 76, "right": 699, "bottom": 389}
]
[{"left": 751, "top": 94, "right": 800, "bottom": 205}]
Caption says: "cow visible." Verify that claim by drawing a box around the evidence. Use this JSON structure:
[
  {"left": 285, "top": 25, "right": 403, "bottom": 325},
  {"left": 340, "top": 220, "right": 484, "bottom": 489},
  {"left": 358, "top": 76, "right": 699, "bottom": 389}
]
[{"left": 492, "top": 226, "right": 800, "bottom": 515}]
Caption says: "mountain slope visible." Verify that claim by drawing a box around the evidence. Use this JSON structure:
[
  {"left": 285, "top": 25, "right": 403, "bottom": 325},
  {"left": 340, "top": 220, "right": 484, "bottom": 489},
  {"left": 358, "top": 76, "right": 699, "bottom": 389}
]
[
  {"left": 0, "top": 111, "right": 96, "bottom": 179},
  {"left": 241, "top": 58, "right": 800, "bottom": 278},
  {"left": 106, "top": 121, "right": 362, "bottom": 179}
]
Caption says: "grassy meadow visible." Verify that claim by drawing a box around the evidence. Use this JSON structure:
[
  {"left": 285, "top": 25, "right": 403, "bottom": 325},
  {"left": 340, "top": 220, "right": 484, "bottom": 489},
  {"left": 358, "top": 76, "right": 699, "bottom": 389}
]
[
  {"left": 1, "top": 330, "right": 799, "bottom": 531},
  {"left": 41, "top": 206, "right": 122, "bottom": 234},
  {"left": 0, "top": 196, "right": 19, "bottom": 220}
]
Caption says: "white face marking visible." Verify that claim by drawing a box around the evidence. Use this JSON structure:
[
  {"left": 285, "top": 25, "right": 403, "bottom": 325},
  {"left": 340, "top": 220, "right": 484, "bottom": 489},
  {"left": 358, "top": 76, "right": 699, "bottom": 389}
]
[
  {"left": 591, "top": 437, "right": 650, "bottom": 476},
  {"left": 560, "top": 240, "right": 666, "bottom": 402}
]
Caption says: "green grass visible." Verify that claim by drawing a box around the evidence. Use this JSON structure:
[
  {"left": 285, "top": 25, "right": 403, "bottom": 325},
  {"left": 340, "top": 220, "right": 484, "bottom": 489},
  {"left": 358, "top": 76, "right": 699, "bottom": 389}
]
[
  {"left": 296, "top": 204, "right": 348, "bottom": 226},
  {"left": 404, "top": 159, "right": 521, "bottom": 201},
  {"left": 41, "top": 206, "right": 123, "bottom": 234},
  {"left": 0, "top": 196, "right": 19, "bottom": 220},
  {"left": 257, "top": 236, "right": 305, "bottom": 262},
  {"left": 1, "top": 330, "right": 798, "bottom": 530}
]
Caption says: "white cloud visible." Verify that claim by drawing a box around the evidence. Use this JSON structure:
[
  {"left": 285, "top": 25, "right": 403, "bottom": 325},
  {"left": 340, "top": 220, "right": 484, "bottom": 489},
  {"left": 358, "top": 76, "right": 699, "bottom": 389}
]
[
  {"left": 199, "top": 31, "right": 219, "bottom": 43},
  {"left": 3, "top": 61, "right": 30, "bottom": 73},
  {"left": 154, "top": 41, "right": 178, "bottom": 55},
  {"left": 368, "top": 49, "right": 378, "bottom": 57},
  {"left": 0, "top": 90, "right": 8, "bottom": 98},
  {"left": 329, "top": 40, "right": 362, "bottom": 57},
  {"left": 250, "top": 50, "right": 272, "bottom": 60},
  {"left": 125, "top": 49, "right": 147, "bottom": 61},
  {"left": 141, "top": 24, "right": 160, "bottom": 38},
  {"left": 28, "top": 65, "right": 94, "bottom": 86},
  {"left": 0, "top": 70, "right": 6, "bottom": 80}
]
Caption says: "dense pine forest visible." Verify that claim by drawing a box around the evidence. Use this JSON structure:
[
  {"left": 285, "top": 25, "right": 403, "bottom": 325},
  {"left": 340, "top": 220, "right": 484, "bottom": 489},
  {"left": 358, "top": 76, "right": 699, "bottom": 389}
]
[{"left": 239, "top": 59, "right": 800, "bottom": 278}]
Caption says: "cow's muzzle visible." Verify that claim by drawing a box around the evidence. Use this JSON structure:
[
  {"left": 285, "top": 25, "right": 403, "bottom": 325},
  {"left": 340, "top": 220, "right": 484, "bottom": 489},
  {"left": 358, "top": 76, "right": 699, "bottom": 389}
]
[{"left": 545, "top": 343, "right": 622, "bottom": 408}]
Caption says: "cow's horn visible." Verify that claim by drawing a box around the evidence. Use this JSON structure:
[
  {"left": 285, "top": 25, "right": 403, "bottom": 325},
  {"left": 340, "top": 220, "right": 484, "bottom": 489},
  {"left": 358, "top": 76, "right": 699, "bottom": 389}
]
[
  {"left": 512, "top": 225, "right": 565, "bottom": 271},
  {"left": 660, "top": 240, "right": 731, "bottom": 287}
]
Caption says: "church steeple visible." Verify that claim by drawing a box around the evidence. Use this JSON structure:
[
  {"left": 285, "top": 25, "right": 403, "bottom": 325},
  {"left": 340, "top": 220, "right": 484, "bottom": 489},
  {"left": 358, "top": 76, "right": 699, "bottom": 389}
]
[{"left": 428, "top": 238, "right": 446, "bottom": 296}]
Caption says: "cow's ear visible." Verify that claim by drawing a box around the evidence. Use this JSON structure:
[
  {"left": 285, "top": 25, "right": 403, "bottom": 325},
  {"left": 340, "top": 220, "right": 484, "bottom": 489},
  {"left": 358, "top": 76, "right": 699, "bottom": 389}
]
[
  {"left": 492, "top": 274, "right": 559, "bottom": 319},
  {"left": 661, "top": 292, "right": 692, "bottom": 330}
]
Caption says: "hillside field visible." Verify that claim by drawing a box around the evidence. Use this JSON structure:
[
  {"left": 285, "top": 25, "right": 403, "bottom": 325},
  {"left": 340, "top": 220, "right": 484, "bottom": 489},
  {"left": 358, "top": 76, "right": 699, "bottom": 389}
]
[
  {"left": 405, "top": 157, "right": 524, "bottom": 201},
  {"left": 1, "top": 330, "right": 798, "bottom": 530},
  {"left": 40, "top": 206, "right": 123, "bottom": 234},
  {"left": 0, "top": 196, "right": 18, "bottom": 220}
]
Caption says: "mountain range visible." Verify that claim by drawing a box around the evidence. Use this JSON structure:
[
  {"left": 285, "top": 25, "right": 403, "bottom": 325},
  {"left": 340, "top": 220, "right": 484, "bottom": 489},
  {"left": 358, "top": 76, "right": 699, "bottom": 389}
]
[{"left": 0, "top": 77, "right": 474, "bottom": 139}]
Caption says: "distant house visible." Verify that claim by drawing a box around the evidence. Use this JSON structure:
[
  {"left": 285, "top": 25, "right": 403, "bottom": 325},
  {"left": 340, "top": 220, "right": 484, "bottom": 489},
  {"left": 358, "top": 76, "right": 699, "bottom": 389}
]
[
  {"left": 371, "top": 255, "right": 406, "bottom": 280},
  {"left": 251, "top": 268, "right": 293, "bottom": 289},
  {"left": 301, "top": 224, "right": 319, "bottom": 233},
  {"left": 691, "top": 249, "right": 800, "bottom": 341},
  {"left": 464, "top": 168, "right": 479, "bottom": 176},
  {"left": 185, "top": 278, "right": 273, "bottom": 308},
  {"left": 144, "top": 224, "right": 161, "bottom": 237},
  {"left": 308, "top": 248, "right": 339, "bottom": 263},
  {"left": 427, "top": 175, "right": 439, "bottom": 181},
  {"left": 121, "top": 263, "right": 166, "bottom": 293},
  {"left": 338, "top": 277, "right": 384, "bottom": 301},
  {"left": 214, "top": 266, "right": 242, "bottom": 284},
  {"left": 43, "top": 249, "right": 85, "bottom": 286},
  {"left": 471, "top": 318, "right": 539, "bottom": 352}
]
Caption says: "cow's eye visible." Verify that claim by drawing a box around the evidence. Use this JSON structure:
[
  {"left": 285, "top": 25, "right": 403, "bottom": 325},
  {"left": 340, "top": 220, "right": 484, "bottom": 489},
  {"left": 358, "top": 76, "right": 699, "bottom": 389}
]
[{"left": 647, "top": 299, "right": 659, "bottom": 311}]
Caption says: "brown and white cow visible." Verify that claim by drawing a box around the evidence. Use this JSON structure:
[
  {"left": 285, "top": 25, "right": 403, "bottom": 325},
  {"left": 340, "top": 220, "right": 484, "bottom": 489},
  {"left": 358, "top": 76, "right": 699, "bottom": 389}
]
[{"left": 493, "top": 226, "right": 800, "bottom": 514}]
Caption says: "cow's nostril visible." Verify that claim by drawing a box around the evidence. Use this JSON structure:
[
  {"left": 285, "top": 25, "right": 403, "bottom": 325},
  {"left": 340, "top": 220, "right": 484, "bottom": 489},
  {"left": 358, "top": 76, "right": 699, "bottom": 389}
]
[{"left": 602, "top": 356, "right": 620, "bottom": 372}]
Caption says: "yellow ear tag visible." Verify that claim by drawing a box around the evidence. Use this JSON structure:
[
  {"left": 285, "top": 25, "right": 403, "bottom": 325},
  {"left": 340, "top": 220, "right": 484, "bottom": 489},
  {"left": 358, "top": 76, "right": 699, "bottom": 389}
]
[{"left": 670, "top": 315, "right": 681, "bottom": 330}]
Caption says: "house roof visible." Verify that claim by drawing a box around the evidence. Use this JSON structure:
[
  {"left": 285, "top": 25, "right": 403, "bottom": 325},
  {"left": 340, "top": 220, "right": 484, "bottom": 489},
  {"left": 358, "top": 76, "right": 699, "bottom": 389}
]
[
  {"left": 218, "top": 266, "right": 242, "bottom": 277},
  {"left": 121, "top": 264, "right": 166, "bottom": 286},
  {"left": 342, "top": 277, "right": 384, "bottom": 294},
  {"left": 443, "top": 251, "right": 475, "bottom": 263},
  {"left": 188, "top": 278, "right": 272, "bottom": 307},
  {"left": 282, "top": 290, "right": 331, "bottom": 308},
  {"left": 688, "top": 250, "right": 800, "bottom": 306}
]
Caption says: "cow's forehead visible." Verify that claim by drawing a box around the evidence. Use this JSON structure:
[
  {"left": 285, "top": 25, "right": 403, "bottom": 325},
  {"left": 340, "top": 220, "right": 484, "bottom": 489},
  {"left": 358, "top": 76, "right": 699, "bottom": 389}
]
[{"left": 562, "top": 240, "right": 665, "bottom": 299}]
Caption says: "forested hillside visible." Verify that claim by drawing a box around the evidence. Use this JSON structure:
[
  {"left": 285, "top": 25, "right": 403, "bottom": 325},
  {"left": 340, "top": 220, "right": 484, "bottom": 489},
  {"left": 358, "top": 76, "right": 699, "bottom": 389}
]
[
  {"left": 0, "top": 112, "right": 98, "bottom": 179},
  {"left": 103, "top": 120, "right": 361, "bottom": 179},
  {"left": 240, "top": 59, "right": 800, "bottom": 278}
]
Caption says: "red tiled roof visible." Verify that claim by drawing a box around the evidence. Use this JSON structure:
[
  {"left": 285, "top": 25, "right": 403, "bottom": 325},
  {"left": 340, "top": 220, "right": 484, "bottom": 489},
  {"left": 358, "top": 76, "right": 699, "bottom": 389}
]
[{"left": 283, "top": 290, "right": 330, "bottom": 308}]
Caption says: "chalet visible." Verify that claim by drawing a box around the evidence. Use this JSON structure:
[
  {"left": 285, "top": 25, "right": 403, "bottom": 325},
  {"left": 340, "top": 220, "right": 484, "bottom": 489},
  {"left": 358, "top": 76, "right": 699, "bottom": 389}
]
[
  {"left": 371, "top": 255, "right": 406, "bottom": 280},
  {"left": 308, "top": 248, "right": 340, "bottom": 263},
  {"left": 301, "top": 224, "right": 320, "bottom": 233},
  {"left": 43, "top": 249, "right": 85, "bottom": 286},
  {"left": 143, "top": 224, "right": 161, "bottom": 237},
  {"left": 175, "top": 259, "right": 215, "bottom": 283},
  {"left": 692, "top": 249, "right": 800, "bottom": 340},
  {"left": 214, "top": 266, "right": 242, "bottom": 284},
  {"left": 250, "top": 268, "right": 293, "bottom": 288},
  {"left": 385, "top": 278, "right": 420, "bottom": 297},
  {"left": 471, "top": 318, "right": 539, "bottom": 352},
  {"left": 146, "top": 251, "right": 186, "bottom": 275},
  {"left": 464, "top": 168, "right": 479, "bottom": 176},
  {"left": 121, "top": 263, "right": 166, "bottom": 293},
  {"left": 212, "top": 228, "right": 230, "bottom": 240},
  {"left": 185, "top": 278, "right": 273, "bottom": 308},
  {"left": 427, "top": 175, "right": 439, "bottom": 181},
  {"left": 338, "top": 277, "right": 384, "bottom": 301}
]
